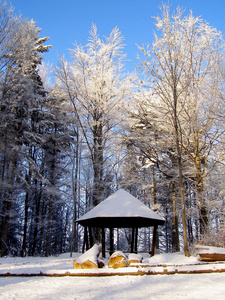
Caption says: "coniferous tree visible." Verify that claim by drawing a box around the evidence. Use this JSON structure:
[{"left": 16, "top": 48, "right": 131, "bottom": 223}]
[{"left": 0, "top": 12, "right": 52, "bottom": 255}]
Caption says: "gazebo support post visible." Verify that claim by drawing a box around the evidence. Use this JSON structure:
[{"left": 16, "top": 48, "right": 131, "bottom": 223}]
[
  {"left": 88, "top": 226, "right": 93, "bottom": 248},
  {"left": 101, "top": 227, "right": 105, "bottom": 258},
  {"left": 134, "top": 227, "right": 138, "bottom": 253},
  {"left": 109, "top": 228, "right": 114, "bottom": 256},
  {"left": 131, "top": 228, "right": 134, "bottom": 253},
  {"left": 150, "top": 225, "right": 158, "bottom": 256},
  {"left": 83, "top": 226, "right": 89, "bottom": 253}
]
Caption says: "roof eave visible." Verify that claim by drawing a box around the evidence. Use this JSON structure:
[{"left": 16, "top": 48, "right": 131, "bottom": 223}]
[{"left": 76, "top": 216, "right": 165, "bottom": 228}]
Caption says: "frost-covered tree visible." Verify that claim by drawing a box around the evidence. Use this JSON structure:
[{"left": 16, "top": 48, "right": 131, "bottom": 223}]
[
  {"left": 55, "top": 25, "right": 132, "bottom": 214},
  {"left": 55, "top": 25, "right": 133, "bottom": 244},
  {"left": 124, "top": 91, "right": 180, "bottom": 253},
  {"left": 0, "top": 13, "right": 52, "bottom": 256},
  {"left": 0, "top": 1, "right": 20, "bottom": 80},
  {"left": 135, "top": 4, "right": 225, "bottom": 255}
]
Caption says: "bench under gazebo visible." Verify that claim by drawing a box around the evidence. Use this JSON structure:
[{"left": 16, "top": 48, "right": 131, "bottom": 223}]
[{"left": 76, "top": 189, "right": 165, "bottom": 257}]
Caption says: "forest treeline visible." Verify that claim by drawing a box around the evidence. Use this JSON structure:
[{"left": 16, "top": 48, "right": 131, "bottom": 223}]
[{"left": 0, "top": 1, "right": 224, "bottom": 257}]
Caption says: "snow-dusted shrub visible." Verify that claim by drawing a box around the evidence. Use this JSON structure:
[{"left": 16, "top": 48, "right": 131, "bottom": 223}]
[{"left": 197, "top": 225, "right": 225, "bottom": 248}]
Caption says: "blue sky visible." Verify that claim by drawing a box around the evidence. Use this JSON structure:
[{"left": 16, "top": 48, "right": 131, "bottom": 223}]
[{"left": 11, "top": 0, "right": 225, "bottom": 72}]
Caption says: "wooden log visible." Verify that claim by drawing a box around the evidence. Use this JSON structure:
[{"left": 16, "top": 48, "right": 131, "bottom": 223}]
[
  {"left": 81, "top": 260, "right": 98, "bottom": 269},
  {"left": 73, "top": 260, "right": 82, "bottom": 269},
  {"left": 198, "top": 253, "right": 225, "bottom": 262},
  {"left": 73, "top": 244, "right": 102, "bottom": 269},
  {"left": 108, "top": 251, "right": 127, "bottom": 269},
  {"left": 128, "top": 253, "right": 143, "bottom": 266},
  {"left": 97, "top": 258, "right": 105, "bottom": 268}
]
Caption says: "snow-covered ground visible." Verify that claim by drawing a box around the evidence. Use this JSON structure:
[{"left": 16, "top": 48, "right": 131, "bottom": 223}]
[{"left": 0, "top": 251, "right": 225, "bottom": 299}]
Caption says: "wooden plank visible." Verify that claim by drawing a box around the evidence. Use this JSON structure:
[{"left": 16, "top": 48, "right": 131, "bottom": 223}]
[{"left": 1, "top": 267, "right": 225, "bottom": 277}]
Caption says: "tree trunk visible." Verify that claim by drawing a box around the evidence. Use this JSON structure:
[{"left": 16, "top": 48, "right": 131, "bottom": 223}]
[
  {"left": 150, "top": 164, "right": 159, "bottom": 249},
  {"left": 0, "top": 195, "right": 12, "bottom": 256},
  {"left": 21, "top": 168, "right": 32, "bottom": 257},
  {"left": 45, "top": 198, "right": 52, "bottom": 257},
  {"left": 150, "top": 164, "right": 155, "bottom": 205},
  {"left": 21, "top": 190, "right": 29, "bottom": 257},
  {"left": 70, "top": 131, "right": 79, "bottom": 256},
  {"left": 195, "top": 155, "right": 208, "bottom": 235},
  {"left": 0, "top": 152, "right": 17, "bottom": 257},
  {"left": 172, "top": 181, "right": 180, "bottom": 252},
  {"left": 92, "top": 121, "right": 103, "bottom": 242},
  {"left": 31, "top": 182, "right": 42, "bottom": 256},
  {"left": 177, "top": 156, "right": 190, "bottom": 256},
  {"left": 173, "top": 87, "right": 190, "bottom": 257},
  {"left": 150, "top": 225, "right": 158, "bottom": 256}
]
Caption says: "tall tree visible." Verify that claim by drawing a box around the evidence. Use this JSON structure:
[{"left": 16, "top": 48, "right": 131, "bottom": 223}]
[
  {"left": 124, "top": 92, "right": 179, "bottom": 252},
  {"left": 0, "top": 1, "right": 20, "bottom": 80},
  {"left": 136, "top": 4, "right": 224, "bottom": 255},
  {"left": 0, "top": 13, "right": 51, "bottom": 256},
  {"left": 55, "top": 25, "right": 132, "bottom": 241}
]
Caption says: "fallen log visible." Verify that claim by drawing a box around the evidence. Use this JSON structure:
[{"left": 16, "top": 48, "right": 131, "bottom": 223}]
[
  {"left": 195, "top": 245, "right": 225, "bottom": 262},
  {"left": 128, "top": 253, "right": 143, "bottom": 266},
  {"left": 108, "top": 251, "right": 127, "bottom": 269},
  {"left": 198, "top": 253, "right": 225, "bottom": 262},
  {"left": 73, "top": 244, "right": 102, "bottom": 269}
]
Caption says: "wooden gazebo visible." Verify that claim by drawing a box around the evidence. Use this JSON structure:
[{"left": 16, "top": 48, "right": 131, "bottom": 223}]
[{"left": 76, "top": 189, "right": 165, "bottom": 257}]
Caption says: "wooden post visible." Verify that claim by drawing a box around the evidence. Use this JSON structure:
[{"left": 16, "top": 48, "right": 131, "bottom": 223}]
[
  {"left": 82, "top": 226, "right": 89, "bottom": 252},
  {"left": 82, "top": 231, "right": 85, "bottom": 253},
  {"left": 131, "top": 228, "right": 135, "bottom": 253},
  {"left": 150, "top": 225, "right": 158, "bottom": 256},
  {"left": 88, "top": 226, "right": 93, "bottom": 248},
  {"left": 102, "top": 227, "right": 105, "bottom": 258},
  {"left": 109, "top": 228, "right": 114, "bottom": 256},
  {"left": 134, "top": 227, "right": 138, "bottom": 253}
]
